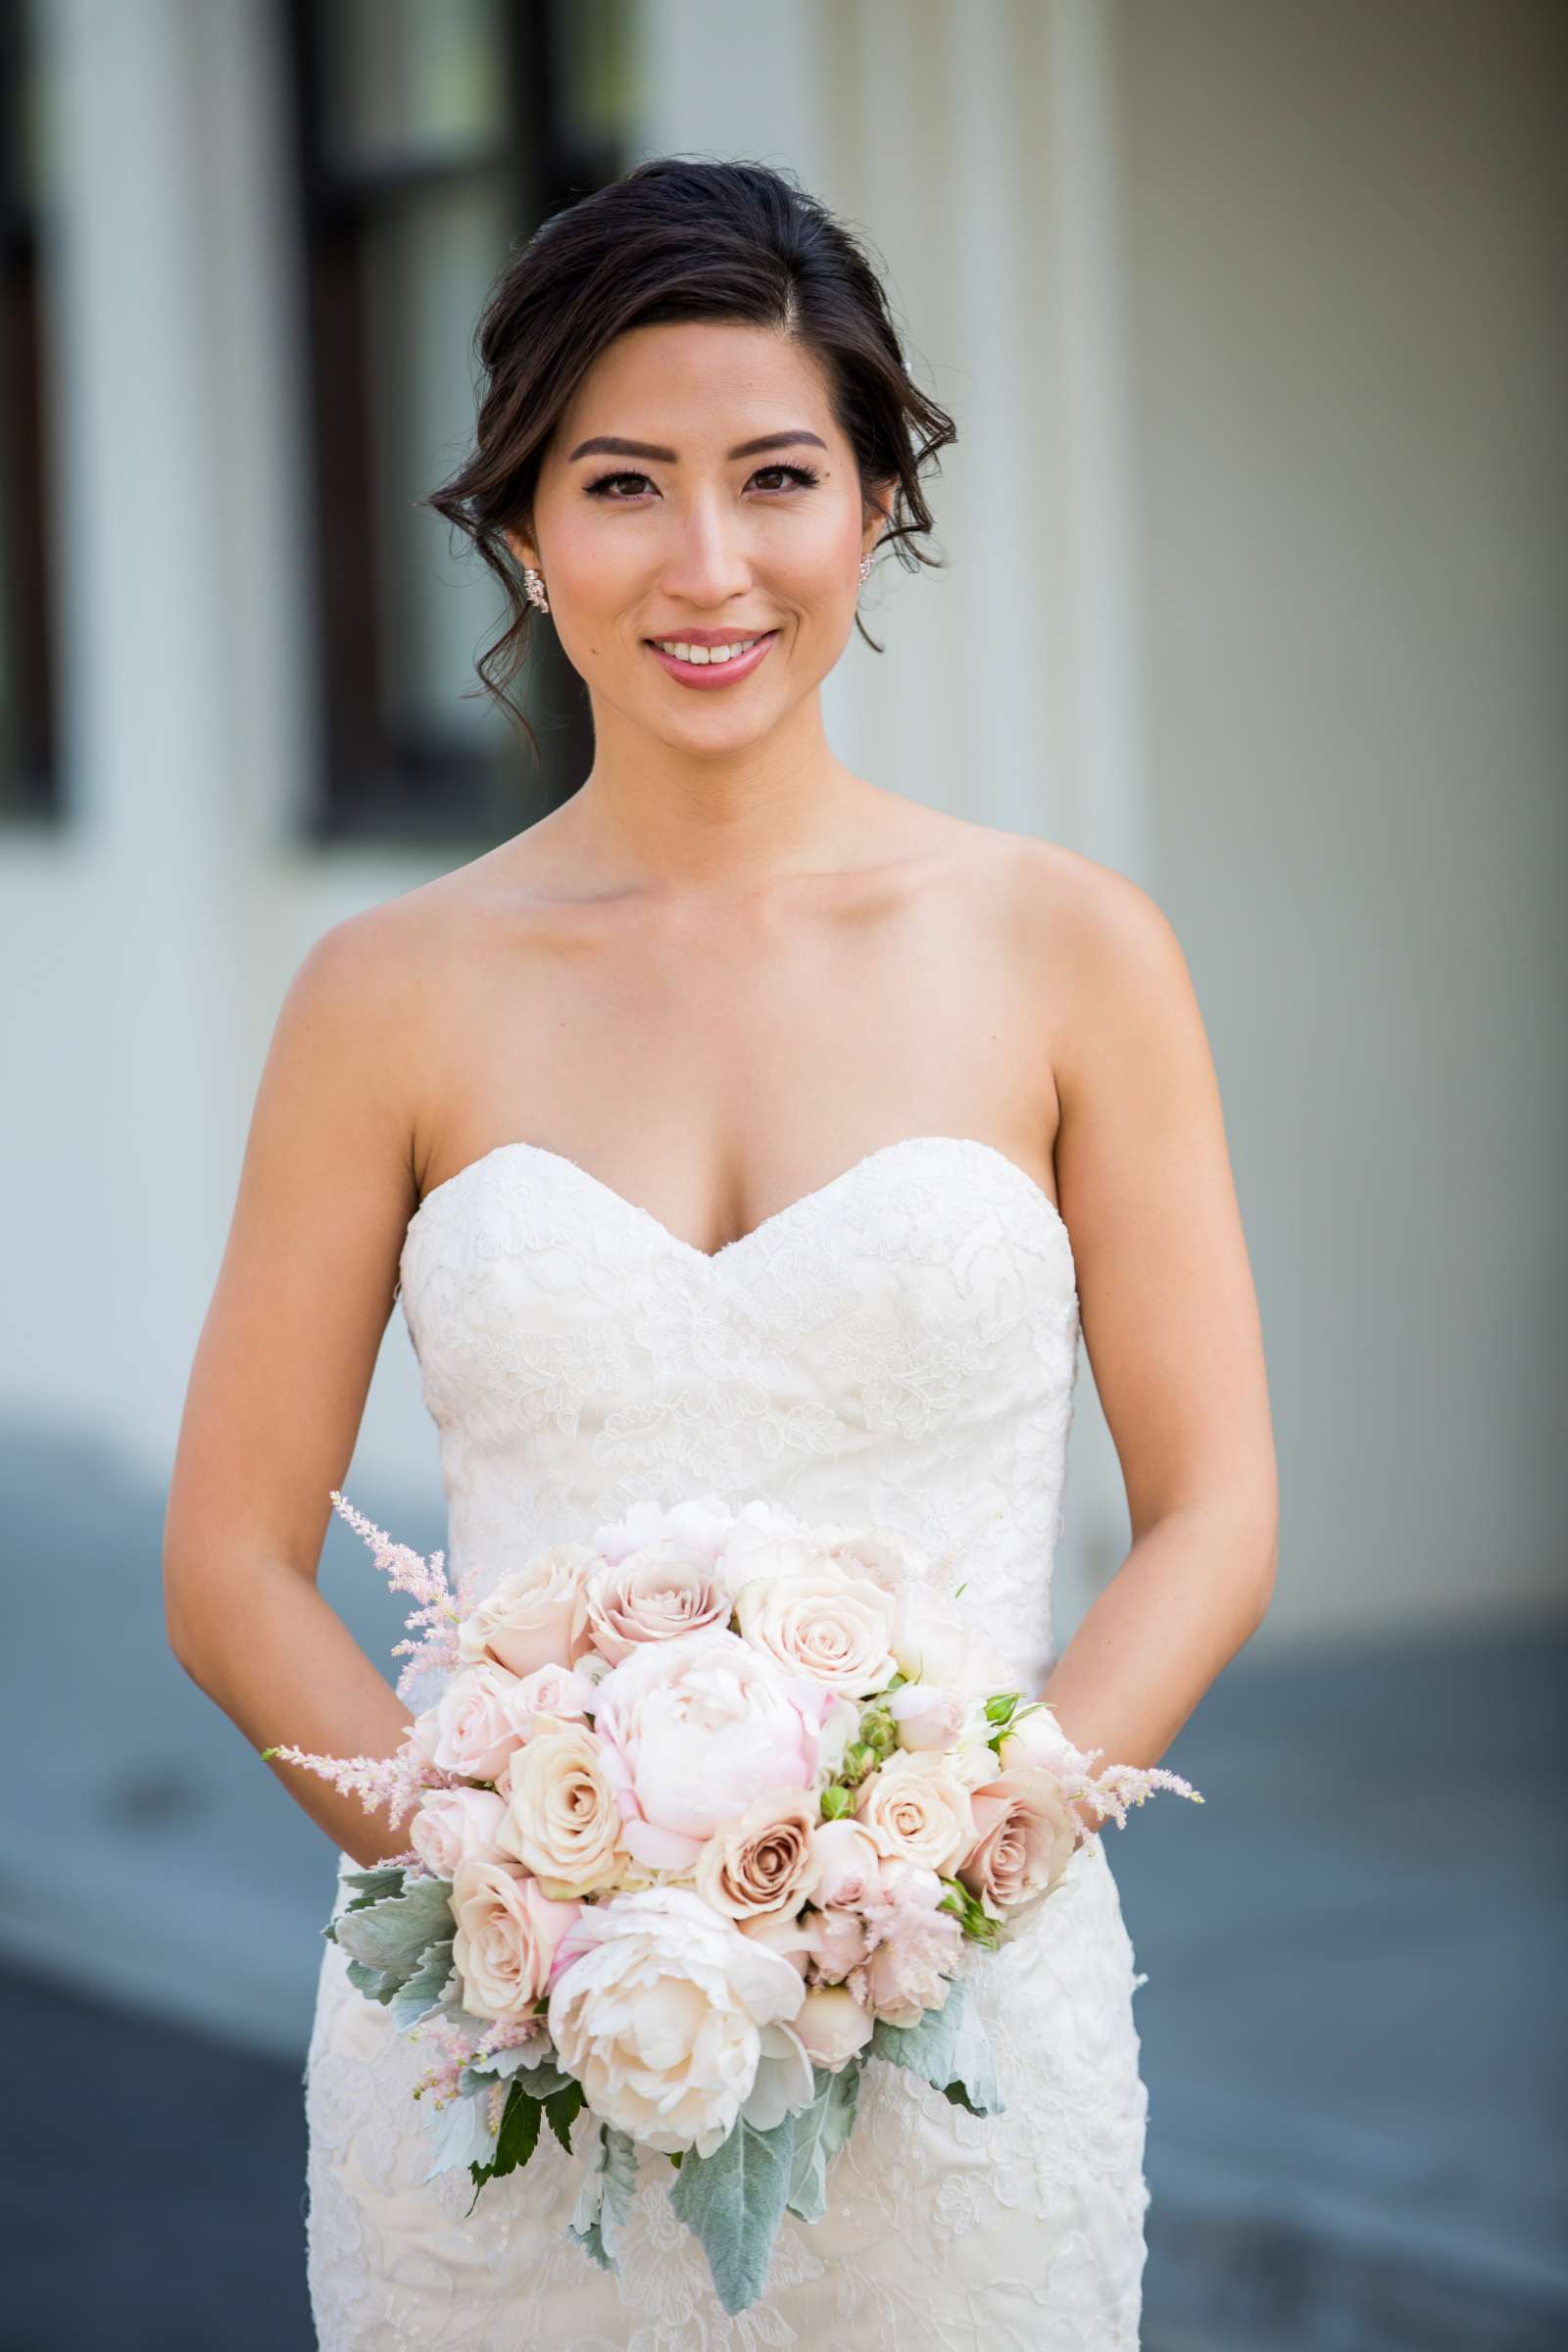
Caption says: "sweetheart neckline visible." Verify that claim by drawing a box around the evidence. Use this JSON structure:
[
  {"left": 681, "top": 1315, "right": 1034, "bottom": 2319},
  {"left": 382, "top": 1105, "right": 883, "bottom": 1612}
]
[{"left": 402, "top": 1132, "right": 1073, "bottom": 1272}]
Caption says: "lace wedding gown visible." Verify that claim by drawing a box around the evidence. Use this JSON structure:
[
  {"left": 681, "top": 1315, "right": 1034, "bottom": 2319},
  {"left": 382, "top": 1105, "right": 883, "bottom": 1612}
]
[{"left": 303, "top": 1134, "right": 1152, "bottom": 2348}]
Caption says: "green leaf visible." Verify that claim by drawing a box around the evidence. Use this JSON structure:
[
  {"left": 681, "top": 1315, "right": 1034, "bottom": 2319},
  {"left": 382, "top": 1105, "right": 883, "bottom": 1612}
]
[
  {"left": 463, "top": 2047, "right": 575, "bottom": 2097},
  {"left": 338, "top": 1864, "right": 408, "bottom": 1913},
  {"left": 565, "top": 2120, "right": 640, "bottom": 2272},
  {"left": 331, "top": 1877, "right": 455, "bottom": 1983},
  {"left": 869, "top": 1972, "right": 1006, "bottom": 2117},
  {"left": 420, "top": 2080, "right": 503, "bottom": 2184},
  {"left": 667, "top": 2113, "right": 797, "bottom": 2316},
  {"left": 389, "top": 1936, "right": 456, "bottom": 2031},
  {"left": 785, "top": 2062, "right": 862, "bottom": 2223},
  {"left": 543, "top": 2078, "right": 587, "bottom": 2157},
  {"left": 343, "top": 1956, "right": 404, "bottom": 2005},
  {"left": 465, "top": 2080, "right": 544, "bottom": 2212}
]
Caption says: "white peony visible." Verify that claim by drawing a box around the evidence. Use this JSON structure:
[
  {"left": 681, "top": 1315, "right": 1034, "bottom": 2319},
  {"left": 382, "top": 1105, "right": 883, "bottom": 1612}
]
[
  {"left": 589, "top": 1627, "right": 834, "bottom": 1874},
  {"left": 592, "top": 1493, "right": 743, "bottom": 1569},
  {"left": 546, "top": 1885, "right": 810, "bottom": 2156}
]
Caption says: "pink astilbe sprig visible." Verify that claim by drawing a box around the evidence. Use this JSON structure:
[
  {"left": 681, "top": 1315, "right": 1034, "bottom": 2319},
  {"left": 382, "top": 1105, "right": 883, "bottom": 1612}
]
[
  {"left": 407, "top": 2014, "right": 481, "bottom": 2111},
  {"left": 1063, "top": 1750, "right": 1205, "bottom": 1837},
  {"left": 259, "top": 1732, "right": 448, "bottom": 1829},
  {"left": 471, "top": 2011, "right": 553, "bottom": 2064},
  {"left": 327, "top": 1488, "right": 479, "bottom": 1701}
]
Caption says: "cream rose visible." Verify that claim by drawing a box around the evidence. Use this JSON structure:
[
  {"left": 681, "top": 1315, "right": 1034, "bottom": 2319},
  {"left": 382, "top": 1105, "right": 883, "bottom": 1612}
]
[
  {"left": 995, "top": 1700, "right": 1085, "bottom": 1778},
  {"left": 495, "top": 1716, "right": 626, "bottom": 1899},
  {"left": 450, "top": 1853, "right": 581, "bottom": 2022},
  {"left": 793, "top": 1984, "right": 875, "bottom": 2073},
  {"left": 890, "top": 1582, "right": 1019, "bottom": 1699},
  {"left": 583, "top": 1539, "right": 732, "bottom": 1665},
  {"left": 886, "top": 1680, "right": 968, "bottom": 1751},
  {"left": 456, "top": 1543, "right": 598, "bottom": 1679},
  {"left": 694, "top": 1790, "right": 822, "bottom": 1924},
  {"left": 947, "top": 1700, "right": 1016, "bottom": 1792},
  {"left": 546, "top": 1885, "right": 809, "bottom": 2156},
  {"left": 853, "top": 1749, "right": 976, "bottom": 1876},
  {"left": 733, "top": 1552, "right": 900, "bottom": 1698},
  {"left": 956, "top": 1765, "right": 1079, "bottom": 1927},
  {"left": 408, "top": 1785, "right": 508, "bottom": 1880}
]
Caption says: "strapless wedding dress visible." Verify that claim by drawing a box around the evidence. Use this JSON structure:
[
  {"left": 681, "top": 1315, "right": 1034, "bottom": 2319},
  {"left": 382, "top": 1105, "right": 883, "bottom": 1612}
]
[{"left": 303, "top": 1134, "right": 1152, "bottom": 2348}]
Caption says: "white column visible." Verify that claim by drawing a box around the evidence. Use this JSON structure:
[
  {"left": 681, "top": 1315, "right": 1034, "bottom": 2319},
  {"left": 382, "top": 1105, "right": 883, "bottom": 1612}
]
[{"left": 24, "top": 0, "right": 306, "bottom": 1467}]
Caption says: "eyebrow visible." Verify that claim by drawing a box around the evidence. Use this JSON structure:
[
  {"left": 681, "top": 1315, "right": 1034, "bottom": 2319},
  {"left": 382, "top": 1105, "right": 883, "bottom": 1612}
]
[{"left": 567, "top": 430, "right": 830, "bottom": 464}]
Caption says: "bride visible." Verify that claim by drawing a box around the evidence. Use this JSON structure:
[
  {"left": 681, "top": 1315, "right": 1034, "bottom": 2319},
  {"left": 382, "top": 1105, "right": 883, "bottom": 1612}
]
[{"left": 165, "top": 156, "right": 1278, "bottom": 2349}]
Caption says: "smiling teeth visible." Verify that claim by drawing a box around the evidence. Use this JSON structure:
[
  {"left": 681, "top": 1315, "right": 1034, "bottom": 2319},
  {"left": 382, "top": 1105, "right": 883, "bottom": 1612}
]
[{"left": 653, "top": 636, "right": 764, "bottom": 665}]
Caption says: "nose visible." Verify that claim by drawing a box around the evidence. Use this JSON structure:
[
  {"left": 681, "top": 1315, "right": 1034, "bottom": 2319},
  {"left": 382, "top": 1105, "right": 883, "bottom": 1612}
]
[{"left": 657, "top": 489, "right": 754, "bottom": 612}]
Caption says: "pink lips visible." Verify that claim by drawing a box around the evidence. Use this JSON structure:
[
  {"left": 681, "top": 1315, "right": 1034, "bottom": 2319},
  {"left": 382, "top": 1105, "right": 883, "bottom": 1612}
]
[{"left": 646, "top": 632, "right": 779, "bottom": 690}]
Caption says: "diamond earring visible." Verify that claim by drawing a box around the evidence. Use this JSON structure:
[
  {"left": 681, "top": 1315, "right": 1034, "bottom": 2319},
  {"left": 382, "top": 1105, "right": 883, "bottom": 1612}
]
[
  {"left": 858, "top": 550, "right": 874, "bottom": 583},
  {"left": 522, "top": 565, "right": 551, "bottom": 616}
]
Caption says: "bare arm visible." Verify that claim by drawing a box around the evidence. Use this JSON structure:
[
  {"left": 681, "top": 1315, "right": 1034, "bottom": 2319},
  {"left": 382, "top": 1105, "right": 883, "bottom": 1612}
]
[
  {"left": 1029, "top": 856, "right": 1279, "bottom": 1837},
  {"left": 163, "top": 908, "right": 431, "bottom": 1869}
]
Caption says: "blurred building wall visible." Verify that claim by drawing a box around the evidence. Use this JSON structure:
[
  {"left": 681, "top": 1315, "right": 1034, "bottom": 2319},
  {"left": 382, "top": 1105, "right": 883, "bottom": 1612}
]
[{"left": 4, "top": 0, "right": 1563, "bottom": 1649}]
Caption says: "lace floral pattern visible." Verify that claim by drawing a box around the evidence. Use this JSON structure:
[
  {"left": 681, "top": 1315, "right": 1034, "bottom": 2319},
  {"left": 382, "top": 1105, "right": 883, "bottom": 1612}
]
[{"left": 304, "top": 1136, "right": 1152, "bottom": 2347}]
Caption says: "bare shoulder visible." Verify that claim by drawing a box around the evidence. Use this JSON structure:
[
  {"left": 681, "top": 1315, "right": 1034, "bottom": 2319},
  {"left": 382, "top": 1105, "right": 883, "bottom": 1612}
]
[
  {"left": 981, "top": 833, "right": 1200, "bottom": 1092},
  {"left": 282, "top": 853, "right": 511, "bottom": 1060},
  {"left": 986, "top": 828, "right": 1183, "bottom": 956}
]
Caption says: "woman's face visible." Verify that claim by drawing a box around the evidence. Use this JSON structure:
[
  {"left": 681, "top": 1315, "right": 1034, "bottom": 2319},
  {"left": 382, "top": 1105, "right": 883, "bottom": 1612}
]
[{"left": 507, "top": 320, "right": 888, "bottom": 747}]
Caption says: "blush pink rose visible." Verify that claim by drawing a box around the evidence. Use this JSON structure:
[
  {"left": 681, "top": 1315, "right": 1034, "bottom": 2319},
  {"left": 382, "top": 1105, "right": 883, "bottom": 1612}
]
[
  {"left": 500, "top": 1661, "right": 600, "bottom": 1740},
  {"left": 450, "top": 1854, "right": 581, "bottom": 2022},
  {"left": 582, "top": 1540, "right": 732, "bottom": 1665},
  {"left": 456, "top": 1543, "right": 599, "bottom": 1680},
  {"left": 809, "top": 1817, "right": 885, "bottom": 1909},
  {"left": 408, "top": 1785, "right": 508, "bottom": 1880},
  {"left": 956, "top": 1765, "right": 1078, "bottom": 1928},
  {"left": 418, "top": 1663, "right": 526, "bottom": 1782}
]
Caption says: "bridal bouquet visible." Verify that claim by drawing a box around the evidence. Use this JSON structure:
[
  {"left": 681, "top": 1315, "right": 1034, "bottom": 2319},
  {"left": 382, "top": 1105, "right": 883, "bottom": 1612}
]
[{"left": 266, "top": 1490, "right": 1201, "bottom": 2315}]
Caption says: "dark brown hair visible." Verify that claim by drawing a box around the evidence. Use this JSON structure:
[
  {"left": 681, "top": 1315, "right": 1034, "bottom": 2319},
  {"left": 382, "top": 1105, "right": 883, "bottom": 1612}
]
[{"left": 420, "top": 154, "right": 958, "bottom": 754}]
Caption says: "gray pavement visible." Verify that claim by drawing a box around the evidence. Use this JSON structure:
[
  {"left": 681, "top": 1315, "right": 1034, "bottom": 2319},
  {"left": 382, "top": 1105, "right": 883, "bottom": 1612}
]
[{"left": 4, "top": 1424, "right": 1564, "bottom": 2348}]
